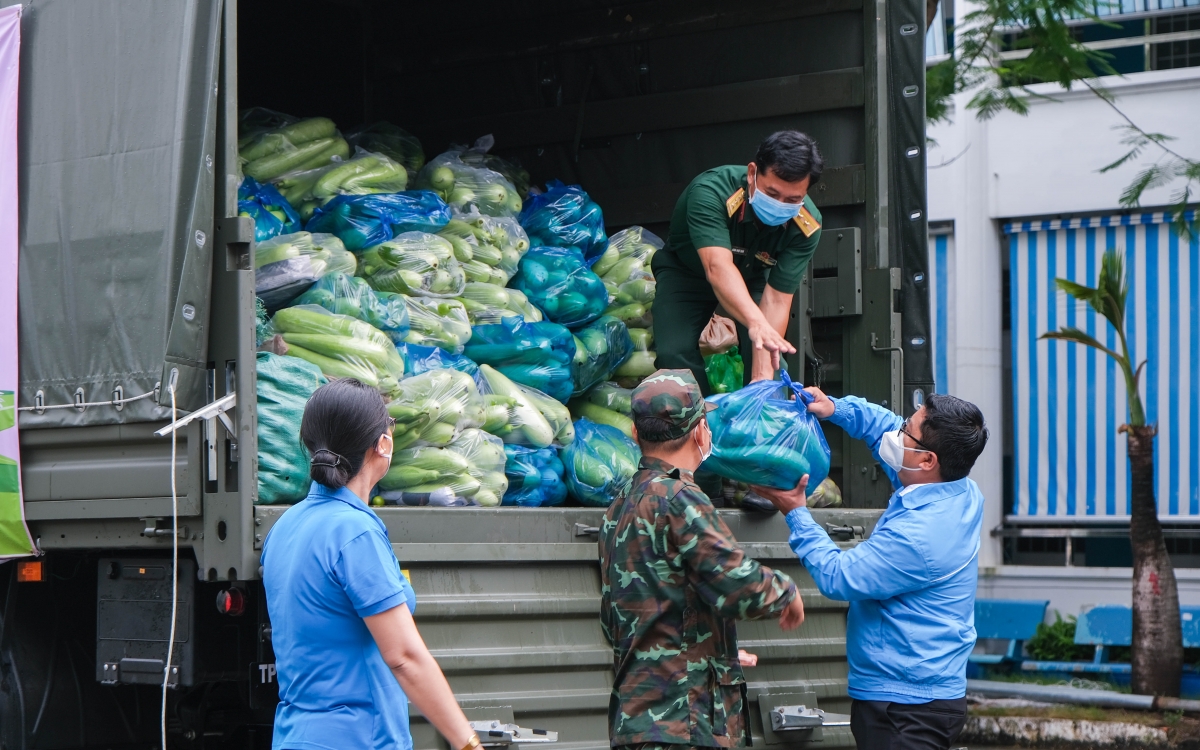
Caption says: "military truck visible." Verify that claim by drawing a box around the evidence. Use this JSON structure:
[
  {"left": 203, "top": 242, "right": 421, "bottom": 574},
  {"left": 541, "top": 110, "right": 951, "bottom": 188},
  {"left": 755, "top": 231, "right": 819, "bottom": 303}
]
[{"left": 0, "top": 0, "right": 930, "bottom": 746}]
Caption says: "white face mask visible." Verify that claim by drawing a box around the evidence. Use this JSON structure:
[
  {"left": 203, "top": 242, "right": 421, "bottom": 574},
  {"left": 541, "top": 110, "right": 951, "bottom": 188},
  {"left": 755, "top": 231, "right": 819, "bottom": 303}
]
[
  {"left": 697, "top": 423, "right": 713, "bottom": 463},
  {"left": 878, "top": 429, "right": 932, "bottom": 473},
  {"left": 378, "top": 433, "right": 394, "bottom": 463}
]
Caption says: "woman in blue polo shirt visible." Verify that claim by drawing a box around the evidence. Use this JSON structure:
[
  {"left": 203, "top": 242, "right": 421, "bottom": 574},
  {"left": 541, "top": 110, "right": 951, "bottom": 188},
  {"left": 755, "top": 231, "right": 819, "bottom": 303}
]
[{"left": 262, "top": 378, "right": 480, "bottom": 750}]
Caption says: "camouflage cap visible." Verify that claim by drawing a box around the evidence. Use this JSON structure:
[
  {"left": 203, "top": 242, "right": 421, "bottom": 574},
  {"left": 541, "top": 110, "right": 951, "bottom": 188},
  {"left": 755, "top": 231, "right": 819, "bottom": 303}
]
[{"left": 631, "top": 369, "right": 717, "bottom": 440}]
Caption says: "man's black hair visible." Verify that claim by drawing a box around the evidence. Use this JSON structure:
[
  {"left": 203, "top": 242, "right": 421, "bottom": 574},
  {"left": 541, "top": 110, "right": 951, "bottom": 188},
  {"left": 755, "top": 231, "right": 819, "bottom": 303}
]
[
  {"left": 754, "top": 131, "right": 824, "bottom": 185},
  {"left": 635, "top": 416, "right": 695, "bottom": 453},
  {"left": 920, "top": 394, "right": 988, "bottom": 482}
]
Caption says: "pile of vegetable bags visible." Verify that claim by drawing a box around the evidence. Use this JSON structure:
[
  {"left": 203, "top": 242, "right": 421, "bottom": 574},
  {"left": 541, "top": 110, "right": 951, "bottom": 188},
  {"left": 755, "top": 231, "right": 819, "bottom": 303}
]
[
  {"left": 416, "top": 140, "right": 523, "bottom": 218},
  {"left": 700, "top": 370, "right": 831, "bottom": 490},
  {"left": 519, "top": 181, "right": 608, "bottom": 264},
  {"left": 271, "top": 148, "right": 410, "bottom": 221}
]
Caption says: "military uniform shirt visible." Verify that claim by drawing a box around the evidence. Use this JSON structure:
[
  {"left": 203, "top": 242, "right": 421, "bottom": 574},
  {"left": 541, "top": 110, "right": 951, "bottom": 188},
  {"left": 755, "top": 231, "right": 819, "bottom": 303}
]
[
  {"left": 599, "top": 456, "right": 798, "bottom": 748},
  {"left": 655, "top": 165, "right": 823, "bottom": 295}
]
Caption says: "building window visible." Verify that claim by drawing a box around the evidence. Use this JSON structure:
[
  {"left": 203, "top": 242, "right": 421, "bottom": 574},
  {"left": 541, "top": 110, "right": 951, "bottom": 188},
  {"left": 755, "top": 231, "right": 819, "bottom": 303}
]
[{"left": 1153, "top": 12, "right": 1200, "bottom": 69}]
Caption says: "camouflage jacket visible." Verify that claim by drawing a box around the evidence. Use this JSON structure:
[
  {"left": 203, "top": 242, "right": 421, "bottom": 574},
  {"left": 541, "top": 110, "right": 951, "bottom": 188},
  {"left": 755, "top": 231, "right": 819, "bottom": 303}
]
[{"left": 599, "top": 456, "right": 798, "bottom": 748}]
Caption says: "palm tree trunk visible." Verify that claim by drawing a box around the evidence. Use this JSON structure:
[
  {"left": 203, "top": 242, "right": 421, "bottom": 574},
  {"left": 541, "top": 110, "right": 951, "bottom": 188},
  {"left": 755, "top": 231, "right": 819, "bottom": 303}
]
[{"left": 1126, "top": 425, "right": 1183, "bottom": 696}]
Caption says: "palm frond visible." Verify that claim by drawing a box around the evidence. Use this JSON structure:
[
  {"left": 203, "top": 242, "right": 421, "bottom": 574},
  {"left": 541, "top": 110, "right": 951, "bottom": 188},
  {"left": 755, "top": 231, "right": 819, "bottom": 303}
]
[{"left": 1041, "top": 328, "right": 1123, "bottom": 362}]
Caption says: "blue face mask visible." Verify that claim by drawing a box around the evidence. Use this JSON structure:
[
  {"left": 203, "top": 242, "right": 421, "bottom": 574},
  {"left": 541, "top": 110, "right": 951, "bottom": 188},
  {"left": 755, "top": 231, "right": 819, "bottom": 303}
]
[{"left": 749, "top": 172, "right": 802, "bottom": 226}]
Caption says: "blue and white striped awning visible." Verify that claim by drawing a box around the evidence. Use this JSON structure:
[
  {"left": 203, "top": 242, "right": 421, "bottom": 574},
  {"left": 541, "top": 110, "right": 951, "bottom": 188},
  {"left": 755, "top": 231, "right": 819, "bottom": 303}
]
[{"left": 1007, "top": 210, "right": 1199, "bottom": 519}]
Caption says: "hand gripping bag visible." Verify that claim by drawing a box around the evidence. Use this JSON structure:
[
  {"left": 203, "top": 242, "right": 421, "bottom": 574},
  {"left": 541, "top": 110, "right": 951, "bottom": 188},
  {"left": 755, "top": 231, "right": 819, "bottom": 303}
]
[{"left": 700, "top": 370, "right": 831, "bottom": 490}]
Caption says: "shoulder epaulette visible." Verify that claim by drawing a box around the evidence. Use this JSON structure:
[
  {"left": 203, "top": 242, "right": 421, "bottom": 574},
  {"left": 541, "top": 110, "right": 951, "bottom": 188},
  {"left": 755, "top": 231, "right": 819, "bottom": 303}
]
[
  {"left": 725, "top": 188, "right": 745, "bottom": 218},
  {"left": 793, "top": 205, "right": 820, "bottom": 237}
]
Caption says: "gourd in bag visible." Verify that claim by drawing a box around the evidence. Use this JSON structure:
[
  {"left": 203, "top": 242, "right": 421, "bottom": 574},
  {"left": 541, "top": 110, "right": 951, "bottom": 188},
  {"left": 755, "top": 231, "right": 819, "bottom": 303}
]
[
  {"left": 305, "top": 190, "right": 451, "bottom": 251},
  {"left": 255, "top": 232, "right": 357, "bottom": 310},
  {"left": 385, "top": 368, "right": 485, "bottom": 449},
  {"left": 502, "top": 445, "right": 567, "bottom": 507},
  {"left": 570, "top": 315, "right": 633, "bottom": 396},
  {"left": 700, "top": 370, "right": 830, "bottom": 490},
  {"left": 256, "top": 352, "right": 326, "bottom": 505},
  {"left": 562, "top": 418, "right": 641, "bottom": 507},
  {"left": 271, "top": 305, "right": 405, "bottom": 394},
  {"left": 465, "top": 316, "right": 576, "bottom": 402},
  {"left": 510, "top": 246, "right": 608, "bottom": 328},
  {"left": 401, "top": 296, "right": 473, "bottom": 353},
  {"left": 518, "top": 180, "right": 608, "bottom": 263},
  {"left": 359, "top": 232, "right": 466, "bottom": 298},
  {"left": 238, "top": 176, "right": 301, "bottom": 242},
  {"left": 293, "top": 273, "right": 410, "bottom": 343}
]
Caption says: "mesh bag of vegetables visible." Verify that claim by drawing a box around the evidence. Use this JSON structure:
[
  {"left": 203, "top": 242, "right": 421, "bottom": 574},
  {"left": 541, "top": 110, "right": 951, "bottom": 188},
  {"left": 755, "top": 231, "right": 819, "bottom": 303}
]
[
  {"left": 305, "top": 190, "right": 452, "bottom": 252},
  {"left": 255, "top": 232, "right": 357, "bottom": 310},
  {"left": 465, "top": 317, "right": 576, "bottom": 402},
  {"left": 386, "top": 368, "right": 485, "bottom": 449},
  {"left": 400, "top": 296, "right": 473, "bottom": 353},
  {"left": 375, "top": 428, "right": 507, "bottom": 507},
  {"left": 502, "top": 445, "right": 567, "bottom": 507},
  {"left": 240, "top": 117, "right": 350, "bottom": 183},
  {"left": 570, "top": 315, "right": 634, "bottom": 397},
  {"left": 238, "top": 176, "right": 302, "bottom": 243},
  {"left": 256, "top": 352, "right": 326, "bottom": 505},
  {"left": 271, "top": 148, "right": 410, "bottom": 222},
  {"left": 416, "top": 148, "right": 523, "bottom": 218},
  {"left": 402, "top": 343, "right": 479, "bottom": 378},
  {"left": 440, "top": 211, "right": 530, "bottom": 285},
  {"left": 518, "top": 181, "right": 609, "bottom": 264},
  {"left": 346, "top": 122, "right": 425, "bottom": 179},
  {"left": 477, "top": 364, "right": 574, "bottom": 448},
  {"left": 568, "top": 380, "right": 634, "bottom": 438},
  {"left": 700, "top": 370, "right": 831, "bottom": 490},
  {"left": 562, "top": 418, "right": 641, "bottom": 507},
  {"left": 271, "top": 305, "right": 405, "bottom": 395},
  {"left": 705, "top": 346, "right": 744, "bottom": 394},
  {"left": 458, "top": 283, "right": 541, "bottom": 325},
  {"left": 293, "top": 273, "right": 410, "bottom": 343},
  {"left": 359, "top": 232, "right": 465, "bottom": 299},
  {"left": 510, "top": 246, "right": 609, "bottom": 328}
]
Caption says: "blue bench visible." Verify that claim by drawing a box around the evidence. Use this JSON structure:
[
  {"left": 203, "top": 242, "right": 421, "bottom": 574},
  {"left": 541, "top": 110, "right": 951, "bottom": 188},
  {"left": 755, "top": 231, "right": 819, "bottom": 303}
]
[
  {"left": 1021, "top": 604, "right": 1200, "bottom": 675},
  {"left": 969, "top": 599, "right": 1050, "bottom": 665}
]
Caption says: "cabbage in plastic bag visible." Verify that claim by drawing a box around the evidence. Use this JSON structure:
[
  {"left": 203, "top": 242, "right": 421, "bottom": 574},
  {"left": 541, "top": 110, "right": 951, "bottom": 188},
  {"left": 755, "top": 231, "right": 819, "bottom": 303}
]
[
  {"left": 570, "top": 315, "right": 633, "bottom": 396},
  {"left": 294, "top": 273, "right": 410, "bottom": 343},
  {"left": 401, "top": 296, "right": 473, "bottom": 353},
  {"left": 562, "top": 418, "right": 641, "bottom": 507},
  {"left": 518, "top": 180, "right": 608, "bottom": 263},
  {"left": 416, "top": 148, "right": 522, "bottom": 218},
  {"left": 465, "top": 316, "right": 576, "bottom": 403},
  {"left": 305, "top": 190, "right": 451, "bottom": 251},
  {"left": 256, "top": 352, "right": 326, "bottom": 505},
  {"left": 270, "top": 304, "right": 405, "bottom": 394},
  {"left": 346, "top": 122, "right": 426, "bottom": 178},
  {"left": 387, "top": 368, "right": 485, "bottom": 449},
  {"left": 271, "top": 148, "right": 409, "bottom": 221},
  {"left": 359, "top": 232, "right": 466, "bottom": 298},
  {"left": 511, "top": 246, "right": 609, "bottom": 328},
  {"left": 238, "top": 176, "right": 302, "bottom": 243},
  {"left": 503, "top": 445, "right": 567, "bottom": 507},
  {"left": 477, "top": 364, "right": 574, "bottom": 448},
  {"left": 255, "top": 232, "right": 357, "bottom": 310},
  {"left": 700, "top": 370, "right": 831, "bottom": 490},
  {"left": 240, "top": 117, "right": 350, "bottom": 182}
]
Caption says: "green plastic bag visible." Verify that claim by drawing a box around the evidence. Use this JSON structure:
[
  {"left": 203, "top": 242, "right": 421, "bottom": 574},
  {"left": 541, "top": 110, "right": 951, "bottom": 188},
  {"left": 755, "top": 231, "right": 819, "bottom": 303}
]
[
  {"left": 256, "top": 352, "right": 326, "bottom": 504},
  {"left": 705, "top": 346, "right": 744, "bottom": 394}
]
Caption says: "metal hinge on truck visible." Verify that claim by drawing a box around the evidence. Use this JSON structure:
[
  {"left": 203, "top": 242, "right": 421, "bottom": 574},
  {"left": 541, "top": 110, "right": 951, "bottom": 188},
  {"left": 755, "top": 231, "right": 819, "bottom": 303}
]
[{"left": 770, "top": 705, "right": 851, "bottom": 731}]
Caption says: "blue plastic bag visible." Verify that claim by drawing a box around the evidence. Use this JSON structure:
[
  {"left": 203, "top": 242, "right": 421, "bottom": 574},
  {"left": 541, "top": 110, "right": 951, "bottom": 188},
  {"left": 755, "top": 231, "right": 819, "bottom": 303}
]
[
  {"left": 293, "top": 273, "right": 411, "bottom": 344},
  {"left": 239, "top": 176, "right": 301, "bottom": 243},
  {"left": 518, "top": 181, "right": 608, "bottom": 263},
  {"left": 502, "top": 445, "right": 568, "bottom": 507},
  {"left": 305, "top": 190, "right": 452, "bottom": 251},
  {"left": 700, "top": 370, "right": 831, "bottom": 490},
  {"left": 464, "top": 317, "right": 576, "bottom": 402},
  {"left": 571, "top": 315, "right": 634, "bottom": 396},
  {"left": 510, "top": 246, "right": 609, "bottom": 328},
  {"left": 401, "top": 343, "right": 479, "bottom": 378},
  {"left": 562, "top": 418, "right": 642, "bottom": 507}
]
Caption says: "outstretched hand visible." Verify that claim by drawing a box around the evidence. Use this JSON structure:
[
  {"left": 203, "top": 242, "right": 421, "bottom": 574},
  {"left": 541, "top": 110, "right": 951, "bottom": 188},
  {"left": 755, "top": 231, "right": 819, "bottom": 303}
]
[
  {"left": 778, "top": 592, "right": 805, "bottom": 631},
  {"left": 803, "top": 386, "right": 835, "bottom": 418},
  {"left": 750, "top": 474, "right": 810, "bottom": 515}
]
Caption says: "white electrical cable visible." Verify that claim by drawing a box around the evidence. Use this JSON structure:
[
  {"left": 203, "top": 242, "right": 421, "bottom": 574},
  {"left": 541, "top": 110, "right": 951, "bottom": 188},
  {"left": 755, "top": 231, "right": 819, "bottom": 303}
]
[{"left": 161, "top": 382, "right": 180, "bottom": 749}]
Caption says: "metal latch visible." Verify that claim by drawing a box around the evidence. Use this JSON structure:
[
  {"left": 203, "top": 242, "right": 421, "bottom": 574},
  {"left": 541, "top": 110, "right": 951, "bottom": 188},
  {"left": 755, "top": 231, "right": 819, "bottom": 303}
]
[
  {"left": 574, "top": 523, "right": 600, "bottom": 537},
  {"left": 468, "top": 721, "right": 558, "bottom": 745},
  {"left": 142, "top": 518, "right": 189, "bottom": 539},
  {"left": 770, "top": 705, "right": 850, "bottom": 731},
  {"left": 825, "top": 524, "right": 865, "bottom": 541}
]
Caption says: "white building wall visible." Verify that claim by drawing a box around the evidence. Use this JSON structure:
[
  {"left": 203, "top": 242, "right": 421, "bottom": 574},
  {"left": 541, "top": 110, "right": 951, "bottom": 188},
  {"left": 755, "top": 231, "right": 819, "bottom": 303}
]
[{"left": 926, "top": 47, "right": 1200, "bottom": 615}]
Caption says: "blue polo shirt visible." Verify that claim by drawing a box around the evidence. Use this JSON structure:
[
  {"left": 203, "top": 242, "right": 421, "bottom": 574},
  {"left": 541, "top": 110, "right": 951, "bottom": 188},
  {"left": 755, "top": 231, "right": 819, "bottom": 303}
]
[{"left": 262, "top": 482, "right": 417, "bottom": 750}]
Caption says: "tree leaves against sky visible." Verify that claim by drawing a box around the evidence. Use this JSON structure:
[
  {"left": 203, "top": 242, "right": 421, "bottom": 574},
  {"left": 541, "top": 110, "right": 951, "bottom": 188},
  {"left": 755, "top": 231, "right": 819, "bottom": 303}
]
[{"left": 926, "top": 0, "right": 1198, "bottom": 238}]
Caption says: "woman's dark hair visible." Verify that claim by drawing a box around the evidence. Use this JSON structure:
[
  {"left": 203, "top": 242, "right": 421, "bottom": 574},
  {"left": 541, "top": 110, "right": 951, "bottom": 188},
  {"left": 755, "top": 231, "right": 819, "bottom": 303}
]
[
  {"left": 920, "top": 393, "right": 988, "bottom": 482},
  {"left": 300, "top": 378, "right": 389, "bottom": 489},
  {"left": 755, "top": 131, "right": 824, "bottom": 185}
]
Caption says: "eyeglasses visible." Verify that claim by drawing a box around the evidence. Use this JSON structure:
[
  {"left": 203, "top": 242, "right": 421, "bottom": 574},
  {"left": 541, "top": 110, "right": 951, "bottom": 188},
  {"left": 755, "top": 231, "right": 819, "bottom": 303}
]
[
  {"left": 385, "top": 416, "right": 397, "bottom": 431},
  {"left": 901, "top": 418, "right": 933, "bottom": 451}
]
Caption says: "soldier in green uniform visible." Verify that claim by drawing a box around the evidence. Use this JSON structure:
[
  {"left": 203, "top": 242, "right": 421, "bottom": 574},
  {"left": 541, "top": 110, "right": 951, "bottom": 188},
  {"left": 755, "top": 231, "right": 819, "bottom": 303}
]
[
  {"left": 652, "top": 131, "right": 824, "bottom": 392},
  {"left": 599, "top": 370, "right": 807, "bottom": 750}
]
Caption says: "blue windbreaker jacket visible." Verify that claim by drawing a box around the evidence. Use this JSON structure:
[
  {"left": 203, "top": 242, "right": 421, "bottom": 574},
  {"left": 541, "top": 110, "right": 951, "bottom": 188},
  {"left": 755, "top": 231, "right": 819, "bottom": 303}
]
[{"left": 785, "top": 396, "right": 984, "bottom": 703}]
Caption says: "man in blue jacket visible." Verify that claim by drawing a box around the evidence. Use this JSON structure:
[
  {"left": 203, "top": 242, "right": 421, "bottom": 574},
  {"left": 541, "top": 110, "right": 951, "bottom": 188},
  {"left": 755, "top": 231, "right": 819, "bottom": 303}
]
[{"left": 753, "top": 389, "right": 988, "bottom": 750}]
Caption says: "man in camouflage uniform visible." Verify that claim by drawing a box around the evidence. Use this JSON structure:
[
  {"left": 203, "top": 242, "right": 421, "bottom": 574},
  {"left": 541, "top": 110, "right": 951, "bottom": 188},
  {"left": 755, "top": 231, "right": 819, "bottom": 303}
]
[{"left": 599, "top": 370, "right": 806, "bottom": 750}]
